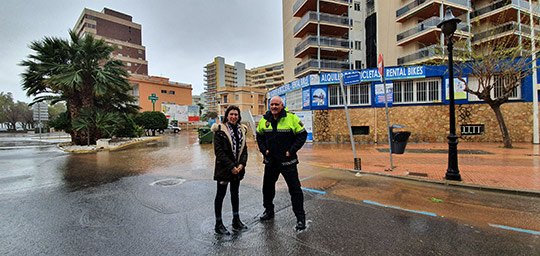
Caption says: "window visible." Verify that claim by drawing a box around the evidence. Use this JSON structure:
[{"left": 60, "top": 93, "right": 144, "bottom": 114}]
[
  {"left": 235, "top": 95, "right": 239, "bottom": 101},
  {"left": 169, "top": 90, "right": 175, "bottom": 95},
  {"left": 138, "top": 49, "right": 143, "bottom": 54},
  {"left": 161, "top": 90, "right": 167, "bottom": 94},
  {"left": 328, "top": 83, "right": 370, "bottom": 106},
  {"left": 352, "top": 126, "right": 369, "bottom": 135},
  {"left": 286, "top": 89, "right": 303, "bottom": 110},
  {"left": 224, "top": 95, "right": 228, "bottom": 103},
  {"left": 349, "top": 83, "right": 370, "bottom": 105},
  {"left": 494, "top": 75, "right": 520, "bottom": 99},
  {"left": 355, "top": 41, "right": 362, "bottom": 50},
  {"left": 126, "top": 62, "right": 132, "bottom": 67},
  {"left": 393, "top": 78, "right": 440, "bottom": 103},
  {"left": 355, "top": 60, "right": 362, "bottom": 70},
  {"left": 329, "top": 85, "right": 346, "bottom": 106},
  {"left": 467, "top": 75, "right": 521, "bottom": 101},
  {"left": 354, "top": 2, "right": 361, "bottom": 11}
]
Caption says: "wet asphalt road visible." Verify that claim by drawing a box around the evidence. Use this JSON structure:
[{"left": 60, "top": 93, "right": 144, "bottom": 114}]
[{"left": 1, "top": 132, "right": 540, "bottom": 255}]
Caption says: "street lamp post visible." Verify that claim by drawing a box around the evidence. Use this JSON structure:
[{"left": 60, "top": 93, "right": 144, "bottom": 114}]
[{"left": 438, "top": 7, "right": 462, "bottom": 181}]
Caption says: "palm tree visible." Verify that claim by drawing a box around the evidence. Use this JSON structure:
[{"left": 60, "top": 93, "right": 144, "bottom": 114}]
[{"left": 20, "top": 30, "right": 136, "bottom": 145}]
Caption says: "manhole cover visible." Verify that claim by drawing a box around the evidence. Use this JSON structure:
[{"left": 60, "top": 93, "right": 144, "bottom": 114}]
[{"left": 150, "top": 178, "right": 186, "bottom": 187}]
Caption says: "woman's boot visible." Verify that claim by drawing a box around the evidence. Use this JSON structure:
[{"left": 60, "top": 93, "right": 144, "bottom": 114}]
[
  {"left": 215, "top": 220, "right": 230, "bottom": 235},
  {"left": 232, "top": 216, "right": 248, "bottom": 231}
]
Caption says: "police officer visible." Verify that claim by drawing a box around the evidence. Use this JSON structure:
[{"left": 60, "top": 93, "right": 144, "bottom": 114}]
[{"left": 256, "top": 96, "right": 308, "bottom": 231}]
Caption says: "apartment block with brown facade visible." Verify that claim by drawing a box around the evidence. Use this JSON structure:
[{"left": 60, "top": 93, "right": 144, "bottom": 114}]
[{"left": 74, "top": 8, "right": 148, "bottom": 75}]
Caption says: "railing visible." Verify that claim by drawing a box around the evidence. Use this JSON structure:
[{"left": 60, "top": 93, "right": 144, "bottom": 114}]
[
  {"left": 294, "top": 35, "right": 350, "bottom": 55},
  {"left": 293, "top": 0, "right": 350, "bottom": 14},
  {"left": 472, "top": 21, "right": 539, "bottom": 42},
  {"left": 294, "top": 59, "right": 350, "bottom": 76},
  {"left": 397, "top": 45, "right": 469, "bottom": 65},
  {"left": 397, "top": 0, "right": 469, "bottom": 19},
  {"left": 398, "top": 45, "right": 443, "bottom": 65},
  {"left": 293, "top": 11, "right": 351, "bottom": 35},
  {"left": 397, "top": 17, "right": 470, "bottom": 42},
  {"left": 471, "top": 0, "right": 540, "bottom": 19}
]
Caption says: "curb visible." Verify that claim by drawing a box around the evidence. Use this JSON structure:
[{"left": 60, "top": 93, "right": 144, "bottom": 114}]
[
  {"left": 304, "top": 162, "right": 540, "bottom": 198},
  {"left": 58, "top": 136, "right": 165, "bottom": 153}
]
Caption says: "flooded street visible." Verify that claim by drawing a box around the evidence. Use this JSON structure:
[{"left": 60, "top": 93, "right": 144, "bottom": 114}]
[{"left": 1, "top": 132, "right": 540, "bottom": 255}]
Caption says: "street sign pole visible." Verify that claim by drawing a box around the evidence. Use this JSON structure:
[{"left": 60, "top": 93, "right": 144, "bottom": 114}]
[
  {"left": 339, "top": 75, "right": 360, "bottom": 170},
  {"left": 379, "top": 54, "right": 393, "bottom": 171}
]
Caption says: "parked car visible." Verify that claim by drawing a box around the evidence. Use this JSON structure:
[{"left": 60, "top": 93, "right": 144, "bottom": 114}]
[{"left": 168, "top": 124, "right": 181, "bottom": 133}]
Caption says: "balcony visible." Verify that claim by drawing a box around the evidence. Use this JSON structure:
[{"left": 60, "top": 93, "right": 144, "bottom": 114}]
[
  {"left": 471, "top": 0, "right": 540, "bottom": 22},
  {"left": 293, "top": 0, "right": 350, "bottom": 17},
  {"left": 472, "top": 21, "right": 540, "bottom": 45},
  {"left": 396, "top": 0, "right": 469, "bottom": 22},
  {"left": 397, "top": 17, "right": 470, "bottom": 46},
  {"left": 294, "top": 59, "right": 350, "bottom": 77},
  {"left": 294, "top": 35, "right": 350, "bottom": 58},
  {"left": 293, "top": 11, "right": 351, "bottom": 38},
  {"left": 397, "top": 44, "right": 468, "bottom": 65}
]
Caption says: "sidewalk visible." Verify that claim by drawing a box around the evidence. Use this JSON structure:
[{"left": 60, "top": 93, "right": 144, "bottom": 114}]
[{"left": 297, "top": 141, "right": 540, "bottom": 195}]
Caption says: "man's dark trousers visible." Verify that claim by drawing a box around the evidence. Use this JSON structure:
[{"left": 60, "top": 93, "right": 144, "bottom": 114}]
[{"left": 262, "top": 162, "right": 305, "bottom": 218}]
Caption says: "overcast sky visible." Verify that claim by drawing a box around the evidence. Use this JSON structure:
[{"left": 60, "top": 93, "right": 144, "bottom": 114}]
[{"left": 0, "top": 0, "right": 283, "bottom": 102}]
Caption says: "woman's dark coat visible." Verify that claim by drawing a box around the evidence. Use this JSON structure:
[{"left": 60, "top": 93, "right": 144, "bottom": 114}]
[{"left": 211, "top": 123, "right": 248, "bottom": 181}]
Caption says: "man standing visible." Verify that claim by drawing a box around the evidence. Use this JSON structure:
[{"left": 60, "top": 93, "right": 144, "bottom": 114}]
[{"left": 256, "top": 96, "right": 308, "bottom": 231}]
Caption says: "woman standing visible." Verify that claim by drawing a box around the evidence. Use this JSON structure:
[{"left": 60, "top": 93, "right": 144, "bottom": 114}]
[{"left": 211, "top": 105, "right": 248, "bottom": 235}]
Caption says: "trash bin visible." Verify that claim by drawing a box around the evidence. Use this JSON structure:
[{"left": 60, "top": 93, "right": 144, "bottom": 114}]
[
  {"left": 198, "top": 127, "right": 213, "bottom": 144},
  {"left": 390, "top": 124, "right": 410, "bottom": 154}
]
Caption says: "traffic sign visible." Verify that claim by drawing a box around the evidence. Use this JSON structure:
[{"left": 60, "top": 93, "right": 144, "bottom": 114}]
[
  {"left": 148, "top": 93, "right": 159, "bottom": 103},
  {"left": 148, "top": 93, "right": 159, "bottom": 111},
  {"left": 32, "top": 102, "right": 49, "bottom": 121}
]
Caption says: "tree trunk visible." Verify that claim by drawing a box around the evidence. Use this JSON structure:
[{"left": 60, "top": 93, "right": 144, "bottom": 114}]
[
  {"left": 68, "top": 98, "right": 85, "bottom": 145},
  {"left": 489, "top": 103, "right": 512, "bottom": 148},
  {"left": 81, "top": 81, "right": 96, "bottom": 144}
]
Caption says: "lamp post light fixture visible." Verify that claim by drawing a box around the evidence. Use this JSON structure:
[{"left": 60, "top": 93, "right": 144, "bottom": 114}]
[{"left": 437, "top": 7, "right": 462, "bottom": 181}]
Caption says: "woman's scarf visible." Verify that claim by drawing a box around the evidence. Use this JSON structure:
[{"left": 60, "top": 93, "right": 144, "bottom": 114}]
[{"left": 226, "top": 122, "right": 243, "bottom": 162}]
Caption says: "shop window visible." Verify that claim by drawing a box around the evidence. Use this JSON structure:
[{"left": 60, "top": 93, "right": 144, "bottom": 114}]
[
  {"left": 394, "top": 78, "right": 440, "bottom": 104},
  {"left": 286, "top": 89, "right": 303, "bottom": 110}
]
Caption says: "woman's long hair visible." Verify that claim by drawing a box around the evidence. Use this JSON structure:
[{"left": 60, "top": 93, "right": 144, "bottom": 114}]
[{"left": 222, "top": 105, "right": 242, "bottom": 124}]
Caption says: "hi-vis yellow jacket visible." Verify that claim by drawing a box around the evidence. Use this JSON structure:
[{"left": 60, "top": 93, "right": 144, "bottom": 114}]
[{"left": 256, "top": 109, "right": 307, "bottom": 165}]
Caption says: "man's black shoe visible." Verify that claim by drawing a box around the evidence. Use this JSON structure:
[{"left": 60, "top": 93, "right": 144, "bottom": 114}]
[
  {"left": 259, "top": 210, "right": 274, "bottom": 221},
  {"left": 295, "top": 218, "right": 306, "bottom": 231}
]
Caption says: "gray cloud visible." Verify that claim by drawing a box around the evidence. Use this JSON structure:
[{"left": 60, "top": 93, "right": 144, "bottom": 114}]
[{"left": 0, "top": 0, "right": 283, "bottom": 102}]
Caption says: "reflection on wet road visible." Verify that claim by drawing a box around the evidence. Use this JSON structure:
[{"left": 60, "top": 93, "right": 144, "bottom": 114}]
[{"left": 1, "top": 132, "right": 540, "bottom": 255}]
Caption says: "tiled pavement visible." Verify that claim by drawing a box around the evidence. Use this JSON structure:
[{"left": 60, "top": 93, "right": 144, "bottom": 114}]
[{"left": 296, "top": 141, "right": 540, "bottom": 195}]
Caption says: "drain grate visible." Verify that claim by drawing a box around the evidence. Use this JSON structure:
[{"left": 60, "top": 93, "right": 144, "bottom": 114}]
[
  {"left": 150, "top": 178, "right": 186, "bottom": 187},
  {"left": 407, "top": 172, "right": 428, "bottom": 177}
]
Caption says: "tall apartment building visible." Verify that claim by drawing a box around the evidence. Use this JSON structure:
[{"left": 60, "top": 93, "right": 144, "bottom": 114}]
[
  {"left": 251, "top": 62, "right": 285, "bottom": 90},
  {"left": 283, "top": 0, "right": 540, "bottom": 82},
  {"left": 74, "top": 8, "right": 148, "bottom": 75},
  {"left": 283, "top": 0, "right": 365, "bottom": 83},
  {"left": 203, "top": 57, "right": 267, "bottom": 115}
]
